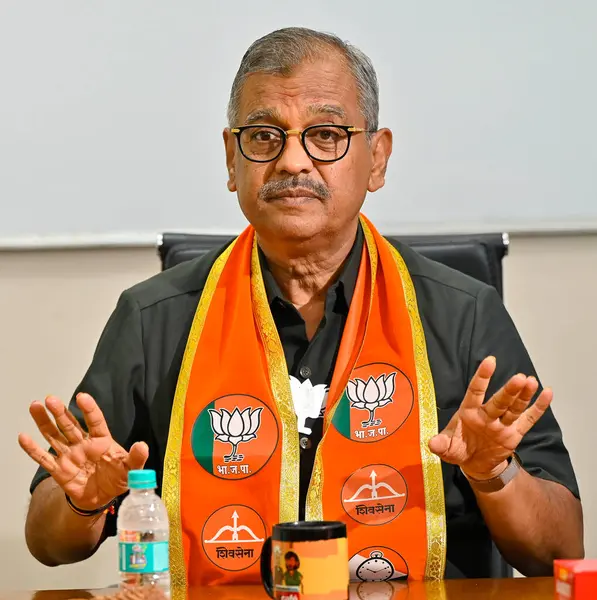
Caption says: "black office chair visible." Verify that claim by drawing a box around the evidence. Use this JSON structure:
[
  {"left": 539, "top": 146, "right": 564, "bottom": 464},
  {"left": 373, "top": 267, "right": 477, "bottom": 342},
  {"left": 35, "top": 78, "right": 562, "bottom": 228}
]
[
  {"left": 158, "top": 232, "right": 509, "bottom": 298},
  {"left": 157, "top": 230, "right": 512, "bottom": 577}
]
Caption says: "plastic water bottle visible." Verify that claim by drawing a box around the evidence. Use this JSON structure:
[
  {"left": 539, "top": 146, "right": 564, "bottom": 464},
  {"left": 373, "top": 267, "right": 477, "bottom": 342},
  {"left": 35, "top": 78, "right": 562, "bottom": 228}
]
[{"left": 118, "top": 469, "right": 171, "bottom": 597}]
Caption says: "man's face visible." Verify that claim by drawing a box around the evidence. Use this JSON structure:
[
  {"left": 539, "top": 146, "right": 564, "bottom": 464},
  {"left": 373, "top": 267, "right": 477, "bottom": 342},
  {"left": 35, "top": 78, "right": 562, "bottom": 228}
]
[
  {"left": 286, "top": 556, "right": 298, "bottom": 570},
  {"left": 224, "top": 56, "right": 391, "bottom": 242}
]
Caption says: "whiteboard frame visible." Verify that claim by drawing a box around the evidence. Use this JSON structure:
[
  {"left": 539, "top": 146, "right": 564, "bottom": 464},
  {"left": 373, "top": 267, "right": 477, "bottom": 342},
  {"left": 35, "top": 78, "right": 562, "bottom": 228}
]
[{"left": 1, "top": 220, "right": 596, "bottom": 250}]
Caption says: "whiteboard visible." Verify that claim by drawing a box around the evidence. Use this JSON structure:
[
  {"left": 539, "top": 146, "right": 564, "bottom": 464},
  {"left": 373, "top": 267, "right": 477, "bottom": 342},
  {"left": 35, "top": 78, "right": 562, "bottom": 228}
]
[{"left": 1, "top": 0, "right": 596, "bottom": 248}]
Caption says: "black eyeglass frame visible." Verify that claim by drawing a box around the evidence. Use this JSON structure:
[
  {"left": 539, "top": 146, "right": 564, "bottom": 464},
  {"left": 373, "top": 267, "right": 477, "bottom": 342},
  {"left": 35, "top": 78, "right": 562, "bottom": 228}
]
[{"left": 230, "top": 124, "right": 376, "bottom": 163}]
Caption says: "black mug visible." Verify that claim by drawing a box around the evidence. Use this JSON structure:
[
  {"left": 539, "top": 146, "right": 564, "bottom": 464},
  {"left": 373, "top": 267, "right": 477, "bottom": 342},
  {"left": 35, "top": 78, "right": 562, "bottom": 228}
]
[{"left": 260, "top": 521, "right": 349, "bottom": 600}]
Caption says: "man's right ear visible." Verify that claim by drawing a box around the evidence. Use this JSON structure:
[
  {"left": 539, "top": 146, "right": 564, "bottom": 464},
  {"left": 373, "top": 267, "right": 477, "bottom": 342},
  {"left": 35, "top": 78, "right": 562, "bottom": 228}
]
[{"left": 223, "top": 129, "right": 237, "bottom": 192}]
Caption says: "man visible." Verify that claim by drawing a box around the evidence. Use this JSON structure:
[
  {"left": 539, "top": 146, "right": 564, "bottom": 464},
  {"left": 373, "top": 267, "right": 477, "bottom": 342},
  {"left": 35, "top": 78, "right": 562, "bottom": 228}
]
[
  {"left": 283, "top": 552, "right": 303, "bottom": 591},
  {"left": 19, "top": 27, "right": 583, "bottom": 592}
]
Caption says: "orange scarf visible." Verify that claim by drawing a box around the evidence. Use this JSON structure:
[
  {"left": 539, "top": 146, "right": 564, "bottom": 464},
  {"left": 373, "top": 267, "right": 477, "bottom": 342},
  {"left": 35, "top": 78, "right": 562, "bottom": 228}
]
[{"left": 163, "top": 216, "right": 446, "bottom": 599}]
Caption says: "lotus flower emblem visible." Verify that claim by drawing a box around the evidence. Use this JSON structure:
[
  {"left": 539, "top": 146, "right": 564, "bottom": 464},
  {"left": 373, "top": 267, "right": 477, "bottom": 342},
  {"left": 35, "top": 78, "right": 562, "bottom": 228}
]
[
  {"left": 289, "top": 376, "right": 328, "bottom": 434},
  {"left": 346, "top": 373, "right": 396, "bottom": 428},
  {"left": 208, "top": 407, "right": 263, "bottom": 462}
]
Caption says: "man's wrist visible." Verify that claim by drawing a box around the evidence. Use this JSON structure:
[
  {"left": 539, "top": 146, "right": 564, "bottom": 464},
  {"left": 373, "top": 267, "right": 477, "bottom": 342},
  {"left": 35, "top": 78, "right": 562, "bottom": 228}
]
[
  {"left": 461, "top": 459, "right": 510, "bottom": 482},
  {"left": 65, "top": 494, "right": 117, "bottom": 517},
  {"left": 461, "top": 454, "right": 523, "bottom": 494}
]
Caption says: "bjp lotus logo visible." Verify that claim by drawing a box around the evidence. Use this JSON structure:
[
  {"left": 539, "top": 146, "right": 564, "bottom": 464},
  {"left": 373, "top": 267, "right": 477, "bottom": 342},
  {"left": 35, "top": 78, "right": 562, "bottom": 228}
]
[
  {"left": 346, "top": 373, "right": 396, "bottom": 428},
  {"left": 208, "top": 407, "right": 263, "bottom": 462}
]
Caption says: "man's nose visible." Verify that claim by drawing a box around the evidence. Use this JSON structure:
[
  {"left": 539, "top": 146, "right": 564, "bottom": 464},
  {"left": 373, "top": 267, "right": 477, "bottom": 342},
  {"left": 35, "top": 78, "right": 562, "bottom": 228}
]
[{"left": 274, "top": 133, "right": 314, "bottom": 176}]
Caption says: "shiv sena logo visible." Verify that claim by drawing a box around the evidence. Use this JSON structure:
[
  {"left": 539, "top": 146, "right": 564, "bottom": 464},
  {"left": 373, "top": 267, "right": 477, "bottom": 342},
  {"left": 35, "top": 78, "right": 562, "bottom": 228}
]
[
  {"left": 342, "top": 464, "right": 408, "bottom": 525},
  {"left": 202, "top": 504, "right": 265, "bottom": 571}
]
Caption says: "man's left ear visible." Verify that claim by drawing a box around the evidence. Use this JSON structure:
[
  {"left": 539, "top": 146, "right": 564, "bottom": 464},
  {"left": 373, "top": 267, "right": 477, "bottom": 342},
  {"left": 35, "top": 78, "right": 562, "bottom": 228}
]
[
  {"left": 223, "top": 128, "right": 237, "bottom": 192},
  {"left": 367, "top": 128, "right": 393, "bottom": 193}
]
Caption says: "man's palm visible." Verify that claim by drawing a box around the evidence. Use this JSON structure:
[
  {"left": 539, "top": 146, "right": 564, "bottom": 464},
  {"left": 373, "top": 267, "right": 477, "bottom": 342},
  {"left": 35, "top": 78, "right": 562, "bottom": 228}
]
[
  {"left": 429, "top": 357, "right": 552, "bottom": 479},
  {"left": 51, "top": 434, "right": 130, "bottom": 510},
  {"left": 18, "top": 393, "right": 148, "bottom": 511}
]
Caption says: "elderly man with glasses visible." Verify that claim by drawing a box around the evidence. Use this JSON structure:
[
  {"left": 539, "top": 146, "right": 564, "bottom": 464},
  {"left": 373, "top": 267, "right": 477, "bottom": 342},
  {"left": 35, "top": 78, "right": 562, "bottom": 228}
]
[{"left": 20, "top": 27, "right": 583, "bottom": 591}]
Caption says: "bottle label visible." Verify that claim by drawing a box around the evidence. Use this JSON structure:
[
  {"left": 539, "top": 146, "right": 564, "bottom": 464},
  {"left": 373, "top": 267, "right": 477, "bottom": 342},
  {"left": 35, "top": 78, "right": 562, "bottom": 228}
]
[{"left": 119, "top": 541, "right": 169, "bottom": 573}]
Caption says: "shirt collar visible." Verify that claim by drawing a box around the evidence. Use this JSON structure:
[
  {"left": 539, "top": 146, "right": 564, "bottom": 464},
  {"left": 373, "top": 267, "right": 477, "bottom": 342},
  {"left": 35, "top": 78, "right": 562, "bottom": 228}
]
[{"left": 258, "top": 223, "right": 364, "bottom": 315}]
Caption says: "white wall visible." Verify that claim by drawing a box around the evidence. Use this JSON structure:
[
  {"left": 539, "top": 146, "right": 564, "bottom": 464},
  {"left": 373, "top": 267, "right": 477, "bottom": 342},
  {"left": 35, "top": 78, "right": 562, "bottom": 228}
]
[
  {"left": 0, "top": 234, "right": 595, "bottom": 591},
  {"left": 2, "top": 0, "right": 597, "bottom": 245}
]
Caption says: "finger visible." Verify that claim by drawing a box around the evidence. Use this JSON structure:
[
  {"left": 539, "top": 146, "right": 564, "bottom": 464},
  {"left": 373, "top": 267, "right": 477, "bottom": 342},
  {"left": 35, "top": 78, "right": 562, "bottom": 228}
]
[
  {"left": 428, "top": 433, "right": 451, "bottom": 458},
  {"left": 516, "top": 388, "right": 553, "bottom": 436},
  {"left": 45, "top": 396, "right": 85, "bottom": 444},
  {"left": 461, "top": 356, "right": 497, "bottom": 409},
  {"left": 29, "top": 402, "right": 70, "bottom": 455},
  {"left": 428, "top": 409, "right": 461, "bottom": 460},
  {"left": 18, "top": 433, "right": 58, "bottom": 473},
  {"left": 125, "top": 442, "right": 149, "bottom": 471},
  {"left": 76, "top": 393, "right": 111, "bottom": 438},
  {"left": 482, "top": 373, "right": 527, "bottom": 421},
  {"left": 500, "top": 377, "right": 539, "bottom": 426},
  {"left": 65, "top": 405, "right": 87, "bottom": 434}
]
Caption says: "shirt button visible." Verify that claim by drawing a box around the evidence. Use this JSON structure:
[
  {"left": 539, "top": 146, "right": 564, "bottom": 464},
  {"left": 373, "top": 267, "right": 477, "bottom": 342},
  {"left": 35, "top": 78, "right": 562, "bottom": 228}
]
[
  {"left": 299, "top": 436, "right": 311, "bottom": 450},
  {"left": 299, "top": 365, "right": 312, "bottom": 379}
]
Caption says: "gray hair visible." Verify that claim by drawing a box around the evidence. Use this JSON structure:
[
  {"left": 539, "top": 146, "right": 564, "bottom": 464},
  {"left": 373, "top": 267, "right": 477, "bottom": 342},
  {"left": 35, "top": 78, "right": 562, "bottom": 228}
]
[{"left": 227, "top": 27, "right": 379, "bottom": 135}]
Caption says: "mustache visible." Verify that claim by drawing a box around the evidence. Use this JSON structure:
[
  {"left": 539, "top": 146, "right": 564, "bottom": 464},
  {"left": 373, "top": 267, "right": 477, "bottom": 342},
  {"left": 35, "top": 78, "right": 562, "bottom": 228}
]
[{"left": 258, "top": 177, "right": 331, "bottom": 201}]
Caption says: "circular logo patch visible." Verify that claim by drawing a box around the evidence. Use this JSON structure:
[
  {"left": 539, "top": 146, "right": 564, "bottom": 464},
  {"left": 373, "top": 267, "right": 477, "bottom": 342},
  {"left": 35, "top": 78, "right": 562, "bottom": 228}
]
[
  {"left": 350, "top": 547, "right": 409, "bottom": 582},
  {"left": 191, "top": 394, "right": 278, "bottom": 479},
  {"left": 332, "top": 363, "right": 414, "bottom": 443},
  {"left": 202, "top": 504, "right": 266, "bottom": 571},
  {"left": 341, "top": 464, "right": 408, "bottom": 525}
]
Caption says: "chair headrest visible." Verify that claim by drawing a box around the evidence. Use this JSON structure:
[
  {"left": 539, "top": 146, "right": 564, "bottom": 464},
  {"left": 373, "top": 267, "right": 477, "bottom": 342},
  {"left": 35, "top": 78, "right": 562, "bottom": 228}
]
[{"left": 158, "top": 232, "right": 508, "bottom": 297}]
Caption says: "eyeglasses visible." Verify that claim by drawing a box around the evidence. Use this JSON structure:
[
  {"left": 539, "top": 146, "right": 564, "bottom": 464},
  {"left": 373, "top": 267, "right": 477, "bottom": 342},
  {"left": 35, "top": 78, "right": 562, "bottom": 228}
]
[{"left": 230, "top": 124, "right": 375, "bottom": 163}]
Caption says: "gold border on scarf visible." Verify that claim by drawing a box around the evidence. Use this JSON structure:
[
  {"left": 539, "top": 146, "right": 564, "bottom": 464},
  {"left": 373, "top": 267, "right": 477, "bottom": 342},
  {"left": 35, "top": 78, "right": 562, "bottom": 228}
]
[
  {"left": 387, "top": 240, "right": 447, "bottom": 580},
  {"left": 250, "top": 237, "right": 300, "bottom": 523},
  {"left": 305, "top": 218, "right": 378, "bottom": 520},
  {"left": 162, "top": 241, "right": 237, "bottom": 600}
]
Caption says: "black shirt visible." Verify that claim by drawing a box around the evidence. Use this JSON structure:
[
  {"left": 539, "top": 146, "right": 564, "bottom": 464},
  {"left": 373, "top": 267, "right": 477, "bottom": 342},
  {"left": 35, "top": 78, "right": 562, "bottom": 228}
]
[
  {"left": 259, "top": 226, "right": 362, "bottom": 520},
  {"left": 30, "top": 232, "right": 579, "bottom": 579}
]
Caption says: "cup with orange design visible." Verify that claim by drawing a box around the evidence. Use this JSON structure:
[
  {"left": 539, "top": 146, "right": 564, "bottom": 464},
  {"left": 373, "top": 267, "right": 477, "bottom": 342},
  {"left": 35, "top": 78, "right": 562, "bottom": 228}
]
[{"left": 260, "top": 521, "right": 349, "bottom": 600}]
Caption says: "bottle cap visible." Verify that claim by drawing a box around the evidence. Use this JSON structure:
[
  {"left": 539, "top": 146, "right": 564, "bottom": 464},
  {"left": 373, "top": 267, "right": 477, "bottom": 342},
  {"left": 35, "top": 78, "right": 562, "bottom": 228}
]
[{"left": 128, "top": 469, "right": 157, "bottom": 489}]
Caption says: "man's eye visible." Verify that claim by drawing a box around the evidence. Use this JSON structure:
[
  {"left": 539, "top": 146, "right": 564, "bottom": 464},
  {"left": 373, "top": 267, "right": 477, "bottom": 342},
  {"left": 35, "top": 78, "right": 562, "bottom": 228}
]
[
  {"left": 316, "top": 129, "right": 339, "bottom": 141},
  {"left": 319, "top": 129, "right": 337, "bottom": 140},
  {"left": 252, "top": 131, "right": 274, "bottom": 142},
  {"left": 306, "top": 127, "right": 346, "bottom": 146}
]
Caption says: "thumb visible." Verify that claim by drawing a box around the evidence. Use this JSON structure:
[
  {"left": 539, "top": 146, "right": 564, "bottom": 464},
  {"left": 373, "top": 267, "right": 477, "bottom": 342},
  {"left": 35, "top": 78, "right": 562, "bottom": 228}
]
[
  {"left": 428, "top": 433, "right": 451, "bottom": 457},
  {"left": 125, "top": 442, "right": 149, "bottom": 471}
]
